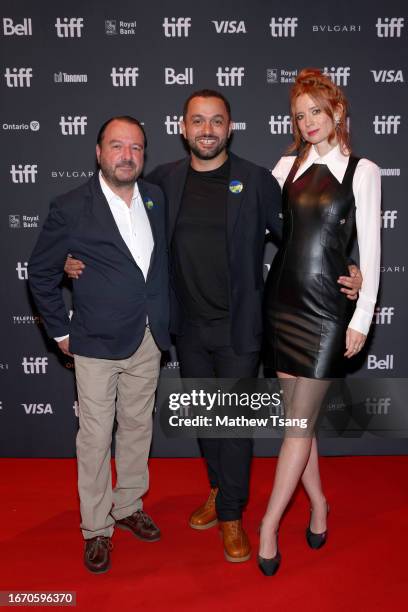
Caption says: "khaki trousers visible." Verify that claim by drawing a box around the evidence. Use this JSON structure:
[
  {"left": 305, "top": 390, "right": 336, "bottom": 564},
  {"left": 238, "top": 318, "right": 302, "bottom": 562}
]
[{"left": 74, "top": 327, "right": 161, "bottom": 539}]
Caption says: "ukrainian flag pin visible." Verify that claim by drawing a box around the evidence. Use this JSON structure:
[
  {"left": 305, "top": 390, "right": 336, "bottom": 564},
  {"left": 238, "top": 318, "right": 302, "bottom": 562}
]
[{"left": 229, "top": 180, "right": 243, "bottom": 194}]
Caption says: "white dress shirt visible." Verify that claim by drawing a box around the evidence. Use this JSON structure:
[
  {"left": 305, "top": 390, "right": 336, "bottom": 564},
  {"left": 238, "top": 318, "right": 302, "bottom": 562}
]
[
  {"left": 55, "top": 172, "right": 154, "bottom": 343},
  {"left": 272, "top": 145, "right": 381, "bottom": 336}
]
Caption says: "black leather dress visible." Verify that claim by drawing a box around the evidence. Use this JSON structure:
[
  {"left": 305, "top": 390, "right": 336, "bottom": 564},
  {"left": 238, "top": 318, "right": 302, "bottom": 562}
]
[{"left": 264, "top": 156, "right": 360, "bottom": 379}]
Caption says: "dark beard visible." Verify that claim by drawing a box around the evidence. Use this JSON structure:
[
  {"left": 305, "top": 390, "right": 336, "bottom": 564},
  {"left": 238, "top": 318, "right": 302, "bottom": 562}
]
[
  {"left": 188, "top": 138, "right": 228, "bottom": 160},
  {"left": 101, "top": 162, "right": 138, "bottom": 187}
]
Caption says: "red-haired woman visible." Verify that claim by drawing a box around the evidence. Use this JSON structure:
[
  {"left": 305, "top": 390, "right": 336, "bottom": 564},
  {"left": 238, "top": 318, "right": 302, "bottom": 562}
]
[{"left": 259, "top": 68, "right": 381, "bottom": 576}]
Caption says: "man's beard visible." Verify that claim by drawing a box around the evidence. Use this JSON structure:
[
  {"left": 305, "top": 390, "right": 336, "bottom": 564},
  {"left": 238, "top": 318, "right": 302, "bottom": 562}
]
[
  {"left": 188, "top": 136, "right": 228, "bottom": 160},
  {"left": 101, "top": 161, "right": 139, "bottom": 187}
]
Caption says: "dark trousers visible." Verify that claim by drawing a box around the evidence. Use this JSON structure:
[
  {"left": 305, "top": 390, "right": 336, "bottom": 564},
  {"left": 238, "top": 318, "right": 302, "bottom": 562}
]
[{"left": 175, "top": 319, "right": 259, "bottom": 521}]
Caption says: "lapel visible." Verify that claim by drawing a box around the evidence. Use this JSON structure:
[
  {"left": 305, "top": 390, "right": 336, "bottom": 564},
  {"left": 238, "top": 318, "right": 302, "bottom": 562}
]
[
  {"left": 167, "top": 157, "right": 190, "bottom": 242},
  {"left": 138, "top": 179, "right": 157, "bottom": 277},
  {"left": 226, "top": 153, "right": 250, "bottom": 245}
]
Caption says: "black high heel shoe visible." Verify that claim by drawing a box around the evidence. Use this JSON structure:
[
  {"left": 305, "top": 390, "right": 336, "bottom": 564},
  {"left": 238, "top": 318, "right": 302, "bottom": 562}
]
[
  {"left": 306, "top": 503, "right": 329, "bottom": 550},
  {"left": 258, "top": 531, "right": 281, "bottom": 576}
]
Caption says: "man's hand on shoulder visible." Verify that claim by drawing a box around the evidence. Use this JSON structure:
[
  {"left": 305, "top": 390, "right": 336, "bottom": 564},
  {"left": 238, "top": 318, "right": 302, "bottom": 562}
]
[
  {"left": 65, "top": 254, "right": 85, "bottom": 279},
  {"left": 337, "top": 264, "right": 362, "bottom": 301}
]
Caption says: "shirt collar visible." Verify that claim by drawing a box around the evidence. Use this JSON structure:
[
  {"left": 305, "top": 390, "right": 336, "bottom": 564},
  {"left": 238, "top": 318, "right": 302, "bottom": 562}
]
[
  {"left": 99, "top": 170, "right": 140, "bottom": 206},
  {"left": 294, "top": 144, "right": 350, "bottom": 183}
]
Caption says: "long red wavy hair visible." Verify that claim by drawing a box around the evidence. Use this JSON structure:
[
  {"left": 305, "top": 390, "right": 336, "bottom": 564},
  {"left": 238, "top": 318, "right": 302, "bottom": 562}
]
[{"left": 288, "top": 68, "right": 351, "bottom": 161}]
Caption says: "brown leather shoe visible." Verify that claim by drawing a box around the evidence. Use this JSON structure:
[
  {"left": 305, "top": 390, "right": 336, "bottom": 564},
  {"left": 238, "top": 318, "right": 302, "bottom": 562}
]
[
  {"left": 189, "top": 487, "right": 218, "bottom": 530},
  {"left": 116, "top": 510, "right": 160, "bottom": 542},
  {"left": 84, "top": 536, "right": 112, "bottom": 573},
  {"left": 219, "top": 519, "right": 251, "bottom": 563}
]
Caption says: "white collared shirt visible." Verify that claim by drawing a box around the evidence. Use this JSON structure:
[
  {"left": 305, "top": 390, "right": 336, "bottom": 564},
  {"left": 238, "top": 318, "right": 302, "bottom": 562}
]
[
  {"left": 99, "top": 171, "right": 154, "bottom": 280},
  {"left": 272, "top": 145, "right": 381, "bottom": 336}
]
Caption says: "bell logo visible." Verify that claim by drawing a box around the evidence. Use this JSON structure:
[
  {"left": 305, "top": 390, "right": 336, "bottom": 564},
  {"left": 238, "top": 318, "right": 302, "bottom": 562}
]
[
  {"left": 269, "top": 115, "right": 292, "bottom": 134},
  {"left": 211, "top": 21, "right": 246, "bottom": 34},
  {"left": 10, "top": 164, "right": 37, "bottom": 183},
  {"left": 373, "top": 115, "right": 401, "bottom": 135},
  {"left": 216, "top": 67, "right": 245, "bottom": 87},
  {"left": 269, "top": 17, "right": 298, "bottom": 37},
  {"left": 367, "top": 354, "right": 394, "bottom": 370},
  {"left": 22, "top": 357, "right": 48, "bottom": 374},
  {"left": 376, "top": 17, "right": 404, "bottom": 38},
  {"left": 3, "top": 18, "right": 32, "bottom": 36},
  {"left": 4, "top": 67, "right": 32, "bottom": 87},
  {"left": 162, "top": 17, "right": 191, "bottom": 37},
  {"left": 55, "top": 17, "right": 84, "bottom": 38},
  {"left": 110, "top": 67, "right": 139, "bottom": 86},
  {"left": 323, "top": 66, "right": 350, "bottom": 86},
  {"left": 381, "top": 210, "right": 397, "bottom": 228},
  {"left": 371, "top": 70, "right": 404, "bottom": 83},
  {"left": 16, "top": 262, "right": 28, "bottom": 280},
  {"left": 164, "top": 67, "right": 193, "bottom": 85},
  {"left": 59, "top": 116, "right": 87, "bottom": 135},
  {"left": 372, "top": 307, "right": 395, "bottom": 324},
  {"left": 164, "top": 115, "right": 183, "bottom": 135},
  {"left": 22, "top": 403, "right": 53, "bottom": 414}
]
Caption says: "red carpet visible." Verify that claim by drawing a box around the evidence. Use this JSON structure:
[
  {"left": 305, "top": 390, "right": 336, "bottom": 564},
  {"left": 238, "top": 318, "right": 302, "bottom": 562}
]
[{"left": 0, "top": 457, "right": 406, "bottom": 611}]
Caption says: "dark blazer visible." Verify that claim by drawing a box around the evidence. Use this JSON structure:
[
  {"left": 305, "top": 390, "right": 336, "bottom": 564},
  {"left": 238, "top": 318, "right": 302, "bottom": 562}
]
[
  {"left": 28, "top": 174, "right": 171, "bottom": 359},
  {"left": 146, "top": 152, "right": 282, "bottom": 354}
]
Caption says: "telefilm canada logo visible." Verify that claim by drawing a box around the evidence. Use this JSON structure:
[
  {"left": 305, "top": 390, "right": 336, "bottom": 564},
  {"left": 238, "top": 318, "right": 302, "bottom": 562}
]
[{"left": 105, "top": 20, "right": 136, "bottom": 35}]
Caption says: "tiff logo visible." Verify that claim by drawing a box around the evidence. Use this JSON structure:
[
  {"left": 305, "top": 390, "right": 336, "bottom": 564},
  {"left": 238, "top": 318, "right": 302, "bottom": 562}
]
[
  {"left": 55, "top": 17, "right": 84, "bottom": 38},
  {"left": 216, "top": 67, "right": 245, "bottom": 86},
  {"left": 110, "top": 67, "right": 139, "bottom": 86},
  {"left": 381, "top": 210, "right": 397, "bottom": 228},
  {"left": 376, "top": 17, "right": 404, "bottom": 37},
  {"left": 323, "top": 66, "right": 351, "bottom": 86},
  {"left": 59, "top": 116, "right": 87, "bottom": 135},
  {"left": 367, "top": 354, "right": 394, "bottom": 370},
  {"left": 269, "top": 115, "right": 292, "bottom": 134},
  {"left": 16, "top": 261, "right": 28, "bottom": 280},
  {"left": 162, "top": 17, "right": 191, "bottom": 37},
  {"left": 373, "top": 115, "right": 401, "bottom": 134},
  {"left": 22, "top": 357, "right": 48, "bottom": 374},
  {"left": 165, "top": 115, "right": 183, "bottom": 135},
  {"left": 373, "top": 307, "right": 394, "bottom": 324},
  {"left": 3, "top": 18, "right": 32, "bottom": 35},
  {"left": 4, "top": 67, "right": 32, "bottom": 87},
  {"left": 365, "top": 397, "right": 391, "bottom": 414},
  {"left": 270, "top": 17, "right": 298, "bottom": 37},
  {"left": 10, "top": 164, "right": 37, "bottom": 183}
]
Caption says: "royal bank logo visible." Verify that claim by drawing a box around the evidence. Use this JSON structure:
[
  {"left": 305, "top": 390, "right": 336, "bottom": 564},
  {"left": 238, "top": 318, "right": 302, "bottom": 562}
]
[
  {"left": 376, "top": 18, "right": 404, "bottom": 37},
  {"left": 372, "top": 307, "right": 395, "bottom": 324},
  {"left": 380, "top": 168, "right": 400, "bottom": 177},
  {"left": 4, "top": 67, "right": 32, "bottom": 87},
  {"left": 2, "top": 17, "right": 32, "bottom": 36},
  {"left": 54, "top": 72, "right": 88, "bottom": 84},
  {"left": 381, "top": 210, "right": 398, "bottom": 228},
  {"left": 216, "top": 67, "right": 245, "bottom": 86},
  {"left": 59, "top": 116, "right": 87, "bottom": 135},
  {"left": 111, "top": 67, "right": 139, "bottom": 86},
  {"left": 22, "top": 403, "right": 53, "bottom": 414},
  {"left": 16, "top": 261, "right": 28, "bottom": 280},
  {"left": 269, "top": 17, "right": 298, "bottom": 37},
  {"left": 105, "top": 20, "right": 136, "bottom": 35},
  {"left": 373, "top": 115, "right": 401, "bottom": 134},
  {"left": 164, "top": 67, "right": 193, "bottom": 85},
  {"left": 10, "top": 164, "right": 37, "bottom": 183},
  {"left": 367, "top": 354, "right": 394, "bottom": 370},
  {"left": 323, "top": 66, "right": 351, "bottom": 86},
  {"left": 371, "top": 69, "right": 404, "bottom": 83},
  {"left": 165, "top": 115, "right": 183, "bottom": 135},
  {"left": 269, "top": 115, "right": 292, "bottom": 134},
  {"left": 55, "top": 17, "right": 84, "bottom": 38},
  {"left": 211, "top": 20, "right": 246, "bottom": 34},
  {"left": 2, "top": 121, "right": 40, "bottom": 132},
  {"left": 9, "top": 214, "right": 39, "bottom": 228},
  {"left": 22, "top": 357, "right": 48, "bottom": 374},
  {"left": 267, "top": 68, "right": 298, "bottom": 84},
  {"left": 162, "top": 17, "right": 191, "bottom": 37}
]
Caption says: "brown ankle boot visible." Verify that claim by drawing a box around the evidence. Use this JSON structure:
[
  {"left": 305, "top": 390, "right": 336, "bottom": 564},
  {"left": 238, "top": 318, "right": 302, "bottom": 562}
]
[
  {"left": 219, "top": 519, "right": 251, "bottom": 563},
  {"left": 189, "top": 487, "right": 218, "bottom": 530}
]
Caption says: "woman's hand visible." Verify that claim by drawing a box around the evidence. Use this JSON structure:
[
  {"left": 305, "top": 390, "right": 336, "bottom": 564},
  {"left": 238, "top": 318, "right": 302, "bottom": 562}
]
[{"left": 344, "top": 327, "right": 366, "bottom": 358}]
